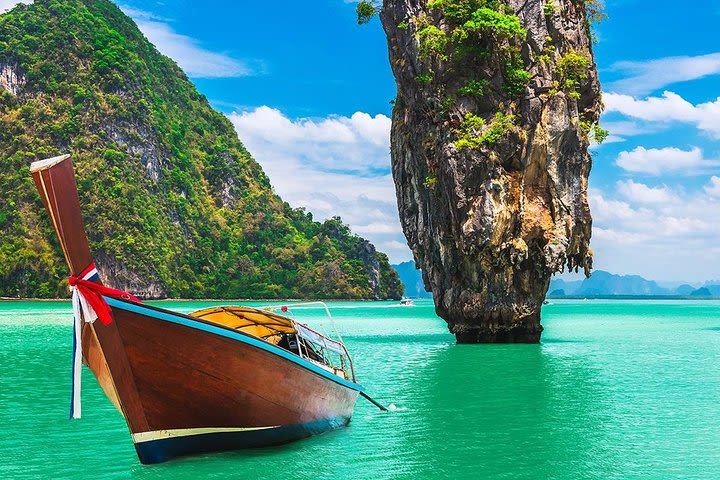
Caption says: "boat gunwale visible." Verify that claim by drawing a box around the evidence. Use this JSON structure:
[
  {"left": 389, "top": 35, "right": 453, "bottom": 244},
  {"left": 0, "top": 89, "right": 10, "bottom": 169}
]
[{"left": 104, "top": 296, "right": 365, "bottom": 392}]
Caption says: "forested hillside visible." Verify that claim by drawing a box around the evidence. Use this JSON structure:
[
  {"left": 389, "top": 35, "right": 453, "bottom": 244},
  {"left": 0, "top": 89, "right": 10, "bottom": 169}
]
[{"left": 0, "top": 0, "right": 402, "bottom": 299}]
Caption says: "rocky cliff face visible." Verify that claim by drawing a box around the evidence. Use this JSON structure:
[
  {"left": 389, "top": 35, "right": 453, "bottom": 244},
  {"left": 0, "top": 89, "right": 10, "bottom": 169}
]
[
  {"left": 380, "top": 0, "right": 602, "bottom": 342},
  {"left": 95, "top": 252, "right": 167, "bottom": 299},
  {"left": 0, "top": 62, "right": 24, "bottom": 95},
  {"left": 358, "top": 239, "right": 383, "bottom": 297}
]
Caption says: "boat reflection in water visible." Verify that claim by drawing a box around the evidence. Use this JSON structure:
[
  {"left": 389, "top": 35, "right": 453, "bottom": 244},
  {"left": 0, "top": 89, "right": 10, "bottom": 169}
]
[{"left": 30, "top": 154, "right": 365, "bottom": 464}]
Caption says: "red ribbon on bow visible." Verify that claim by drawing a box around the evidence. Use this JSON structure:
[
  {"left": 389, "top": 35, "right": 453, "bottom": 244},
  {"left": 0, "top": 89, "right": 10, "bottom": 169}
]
[{"left": 68, "top": 271, "right": 141, "bottom": 326}]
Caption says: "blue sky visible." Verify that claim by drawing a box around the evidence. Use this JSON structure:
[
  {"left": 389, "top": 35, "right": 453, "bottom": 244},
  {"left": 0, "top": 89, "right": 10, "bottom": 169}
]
[{"left": 3, "top": 0, "right": 719, "bottom": 282}]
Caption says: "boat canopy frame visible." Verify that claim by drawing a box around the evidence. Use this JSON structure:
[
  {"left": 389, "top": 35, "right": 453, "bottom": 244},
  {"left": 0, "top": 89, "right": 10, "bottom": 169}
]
[
  {"left": 262, "top": 302, "right": 356, "bottom": 383},
  {"left": 191, "top": 302, "right": 356, "bottom": 382}
]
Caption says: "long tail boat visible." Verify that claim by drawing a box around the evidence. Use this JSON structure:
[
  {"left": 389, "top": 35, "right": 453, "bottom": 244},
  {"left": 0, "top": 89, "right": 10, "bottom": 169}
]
[{"left": 30, "top": 154, "right": 366, "bottom": 464}]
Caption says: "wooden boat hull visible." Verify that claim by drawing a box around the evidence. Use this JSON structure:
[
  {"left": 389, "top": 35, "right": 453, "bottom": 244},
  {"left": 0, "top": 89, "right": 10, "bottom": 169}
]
[
  {"left": 30, "top": 154, "right": 362, "bottom": 464},
  {"left": 102, "top": 298, "right": 361, "bottom": 464}
]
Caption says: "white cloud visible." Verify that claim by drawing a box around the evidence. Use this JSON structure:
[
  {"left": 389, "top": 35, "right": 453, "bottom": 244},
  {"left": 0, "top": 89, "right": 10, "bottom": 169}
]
[
  {"left": 118, "top": 5, "right": 250, "bottom": 78},
  {"left": 134, "top": 20, "right": 250, "bottom": 78},
  {"left": 592, "top": 120, "right": 658, "bottom": 145},
  {"left": 616, "top": 180, "right": 677, "bottom": 205},
  {"left": 348, "top": 112, "right": 392, "bottom": 146},
  {"left": 705, "top": 176, "right": 720, "bottom": 197},
  {"left": 588, "top": 186, "right": 720, "bottom": 280},
  {"left": 600, "top": 121, "right": 654, "bottom": 137},
  {"left": 228, "top": 106, "right": 411, "bottom": 264},
  {"left": 589, "top": 188, "right": 644, "bottom": 222},
  {"left": 0, "top": 0, "right": 30, "bottom": 12},
  {"left": 228, "top": 106, "right": 391, "bottom": 173},
  {"left": 116, "top": 6, "right": 169, "bottom": 22},
  {"left": 604, "top": 91, "right": 720, "bottom": 138},
  {"left": 354, "top": 222, "right": 402, "bottom": 234},
  {"left": 592, "top": 227, "right": 648, "bottom": 245},
  {"left": 606, "top": 52, "right": 720, "bottom": 95},
  {"left": 615, "top": 146, "right": 719, "bottom": 175},
  {"left": 381, "top": 240, "right": 409, "bottom": 250},
  {"left": 601, "top": 57, "right": 720, "bottom": 279}
]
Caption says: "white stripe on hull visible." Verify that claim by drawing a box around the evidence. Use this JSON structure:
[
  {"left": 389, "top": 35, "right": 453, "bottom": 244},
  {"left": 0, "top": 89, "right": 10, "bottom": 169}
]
[{"left": 132, "top": 426, "right": 280, "bottom": 444}]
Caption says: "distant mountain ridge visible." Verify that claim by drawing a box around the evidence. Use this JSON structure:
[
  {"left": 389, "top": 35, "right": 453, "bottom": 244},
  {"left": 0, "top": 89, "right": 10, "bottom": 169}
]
[
  {"left": 393, "top": 263, "right": 720, "bottom": 299},
  {"left": 549, "top": 271, "right": 720, "bottom": 297},
  {"left": 391, "top": 261, "right": 432, "bottom": 298}
]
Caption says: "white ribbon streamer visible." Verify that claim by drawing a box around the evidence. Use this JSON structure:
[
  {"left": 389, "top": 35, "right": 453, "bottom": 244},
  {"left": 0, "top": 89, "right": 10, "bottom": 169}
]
[{"left": 69, "top": 267, "right": 99, "bottom": 420}]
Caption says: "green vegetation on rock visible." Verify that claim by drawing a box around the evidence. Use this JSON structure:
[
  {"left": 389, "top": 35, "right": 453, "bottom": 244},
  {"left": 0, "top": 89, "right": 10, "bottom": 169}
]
[
  {"left": 543, "top": 1, "right": 556, "bottom": 16},
  {"left": 580, "top": 119, "right": 610, "bottom": 144},
  {"left": 417, "top": 22, "right": 449, "bottom": 61},
  {"left": 454, "top": 111, "right": 514, "bottom": 150},
  {"left": 454, "top": 113, "right": 486, "bottom": 151},
  {"left": 580, "top": 0, "right": 606, "bottom": 43},
  {"left": 427, "top": 0, "right": 501, "bottom": 21},
  {"left": 457, "top": 79, "right": 489, "bottom": 98},
  {"left": 390, "top": 1, "right": 528, "bottom": 149},
  {"left": 416, "top": 71, "right": 434, "bottom": 84},
  {"left": 0, "top": 0, "right": 402, "bottom": 300},
  {"left": 423, "top": 175, "right": 438, "bottom": 189},
  {"left": 555, "top": 50, "right": 590, "bottom": 99},
  {"left": 462, "top": 7, "right": 525, "bottom": 39},
  {"left": 502, "top": 47, "right": 531, "bottom": 96},
  {"left": 356, "top": 1, "right": 379, "bottom": 24},
  {"left": 592, "top": 123, "right": 609, "bottom": 144},
  {"left": 582, "top": 0, "right": 606, "bottom": 25}
]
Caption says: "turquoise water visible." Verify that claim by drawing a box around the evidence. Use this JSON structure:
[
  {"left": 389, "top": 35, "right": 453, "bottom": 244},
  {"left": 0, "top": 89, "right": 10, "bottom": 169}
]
[{"left": 2, "top": 299, "right": 720, "bottom": 479}]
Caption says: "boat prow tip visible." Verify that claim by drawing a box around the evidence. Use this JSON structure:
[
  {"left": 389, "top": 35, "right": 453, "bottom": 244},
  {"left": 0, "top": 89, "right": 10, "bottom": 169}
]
[{"left": 30, "top": 153, "right": 71, "bottom": 173}]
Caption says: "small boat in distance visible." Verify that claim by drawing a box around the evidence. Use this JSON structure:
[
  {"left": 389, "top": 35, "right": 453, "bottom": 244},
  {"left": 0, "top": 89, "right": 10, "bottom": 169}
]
[
  {"left": 30, "top": 154, "right": 373, "bottom": 464},
  {"left": 400, "top": 298, "right": 415, "bottom": 306}
]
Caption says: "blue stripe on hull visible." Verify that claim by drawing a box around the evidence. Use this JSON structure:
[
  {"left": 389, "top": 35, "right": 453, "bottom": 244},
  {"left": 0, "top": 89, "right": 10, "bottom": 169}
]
[{"left": 135, "top": 416, "right": 351, "bottom": 464}]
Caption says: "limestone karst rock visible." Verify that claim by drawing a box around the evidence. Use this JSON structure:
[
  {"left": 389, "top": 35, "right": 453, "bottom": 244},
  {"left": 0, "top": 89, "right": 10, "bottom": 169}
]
[
  {"left": 0, "top": 62, "right": 25, "bottom": 95},
  {"left": 380, "top": 0, "right": 602, "bottom": 342}
]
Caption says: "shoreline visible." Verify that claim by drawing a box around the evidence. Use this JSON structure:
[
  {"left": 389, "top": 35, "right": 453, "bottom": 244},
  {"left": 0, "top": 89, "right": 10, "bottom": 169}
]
[
  {"left": 547, "top": 295, "right": 720, "bottom": 300},
  {"left": 0, "top": 297, "right": 405, "bottom": 302},
  {"left": 3, "top": 296, "right": 719, "bottom": 302},
  {"left": 545, "top": 295, "right": 720, "bottom": 300}
]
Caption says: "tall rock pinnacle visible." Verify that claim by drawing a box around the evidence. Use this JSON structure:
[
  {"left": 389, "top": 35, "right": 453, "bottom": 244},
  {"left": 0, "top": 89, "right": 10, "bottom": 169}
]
[{"left": 379, "top": 0, "right": 603, "bottom": 342}]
